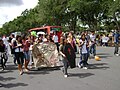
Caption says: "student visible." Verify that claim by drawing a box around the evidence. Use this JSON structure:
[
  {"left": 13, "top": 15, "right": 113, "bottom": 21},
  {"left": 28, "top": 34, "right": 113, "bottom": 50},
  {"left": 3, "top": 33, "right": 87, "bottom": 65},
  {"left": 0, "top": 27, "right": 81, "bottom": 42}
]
[
  {"left": 89, "top": 31, "right": 96, "bottom": 56},
  {"left": 113, "top": 30, "right": 120, "bottom": 56},
  {"left": 0, "top": 39, "right": 8, "bottom": 71},
  {"left": 53, "top": 32, "right": 59, "bottom": 52},
  {"left": 78, "top": 34, "right": 89, "bottom": 69},
  {"left": 13, "top": 35, "right": 24, "bottom": 75},
  {"left": 60, "top": 36, "right": 76, "bottom": 77},
  {"left": 65, "top": 37, "right": 76, "bottom": 68},
  {"left": 22, "top": 36, "right": 31, "bottom": 72},
  {"left": 10, "top": 34, "right": 17, "bottom": 65},
  {"left": 59, "top": 38, "right": 68, "bottom": 77}
]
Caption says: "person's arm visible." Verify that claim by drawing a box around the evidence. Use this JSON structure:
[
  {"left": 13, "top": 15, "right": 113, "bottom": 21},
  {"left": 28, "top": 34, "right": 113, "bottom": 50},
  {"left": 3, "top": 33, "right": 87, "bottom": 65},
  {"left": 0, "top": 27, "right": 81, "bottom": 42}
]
[
  {"left": 59, "top": 45, "right": 66, "bottom": 57},
  {"left": 59, "top": 51, "right": 66, "bottom": 57},
  {"left": 78, "top": 40, "right": 84, "bottom": 47}
]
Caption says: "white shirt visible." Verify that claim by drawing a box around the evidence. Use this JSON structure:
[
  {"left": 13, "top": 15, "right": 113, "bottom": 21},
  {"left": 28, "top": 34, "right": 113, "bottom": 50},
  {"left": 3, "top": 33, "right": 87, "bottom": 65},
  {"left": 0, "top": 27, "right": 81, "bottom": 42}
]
[
  {"left": 11, "top": 38, "right": 16, "bottom": 44},
  {"left": 90, "top": 34, "right": 96, "bottom": 45},
  {"left": 14, "top": 43, "right": 23, "bottom": 52},
  {"left": 2, "top": 37, "right": 9, "bottom": 45},
  {"left": 90, "top": 34, "right": 96, "bottom": 42},
  {"left": 102, "top": 36, "right": 109, "bottom": 43},
  {"left": 53, "top": 35, "right": 58, "bottom": 43},
  {"left": 80, "top": 39, "right": 88, "bottom": 54}
]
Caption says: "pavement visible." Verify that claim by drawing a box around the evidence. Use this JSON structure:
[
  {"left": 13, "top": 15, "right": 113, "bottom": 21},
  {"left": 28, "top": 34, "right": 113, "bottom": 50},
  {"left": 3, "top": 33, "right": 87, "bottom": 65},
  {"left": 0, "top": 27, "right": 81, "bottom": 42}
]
[{"left": 0, "top": 47, "right": 120, "bottom": 90}]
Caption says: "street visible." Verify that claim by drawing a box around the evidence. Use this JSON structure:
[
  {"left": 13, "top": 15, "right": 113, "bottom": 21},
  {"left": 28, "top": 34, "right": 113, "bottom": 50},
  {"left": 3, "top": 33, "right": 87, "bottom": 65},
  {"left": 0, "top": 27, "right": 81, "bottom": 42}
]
[{"left": 0, "top": 47, "right": 120, "bottom": 90}]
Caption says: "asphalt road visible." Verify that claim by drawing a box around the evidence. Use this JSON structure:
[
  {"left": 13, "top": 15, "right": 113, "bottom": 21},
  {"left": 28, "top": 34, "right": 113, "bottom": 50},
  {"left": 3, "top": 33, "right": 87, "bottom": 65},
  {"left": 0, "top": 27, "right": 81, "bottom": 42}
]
[{"left": 0, "top": 47, "right": 120, "bottom": 90}]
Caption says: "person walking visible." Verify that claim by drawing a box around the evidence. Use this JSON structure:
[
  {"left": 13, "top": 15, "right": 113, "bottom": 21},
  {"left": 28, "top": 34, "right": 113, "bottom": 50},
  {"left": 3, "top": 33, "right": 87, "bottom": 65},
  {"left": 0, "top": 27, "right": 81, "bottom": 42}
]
[
  {"left": 78, "top": 34, "right": 89, "bottom": 69},
  {"left": 113, "top": 30, "right": 120, "bottom": 56},
  {"left": 89, "top": 31, "right": 96, "bottom": 56},
  {"left": 22, "top": 36, "right": 31, "bottom": 72},
  {"left": 10, "top": 34, "right": 17, "bottom": 65},
  {"left": 0, "top": 39, "right": 8, "bottom": 71},
  {"left": 102, "top": 34, "right": 109, "bottom": 47},
  {"left": 13, "top": 35, "right": 24, "bottom": 75},
  {"left": 65, "top": 36, "right": 76, "bottom": 68},
  {"left": 53, "top": 32, "right": 59, "bottom": 52},
  {"left": 59, "top": 37, "right": 68, "bottom": 77}
]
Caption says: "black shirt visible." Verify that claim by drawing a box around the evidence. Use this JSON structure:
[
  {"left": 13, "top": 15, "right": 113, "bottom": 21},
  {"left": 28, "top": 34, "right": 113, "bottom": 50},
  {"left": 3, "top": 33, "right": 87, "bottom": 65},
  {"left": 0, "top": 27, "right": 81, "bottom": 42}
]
[{"left": 0, "top": 44, "right": 6, "bottom": 52}]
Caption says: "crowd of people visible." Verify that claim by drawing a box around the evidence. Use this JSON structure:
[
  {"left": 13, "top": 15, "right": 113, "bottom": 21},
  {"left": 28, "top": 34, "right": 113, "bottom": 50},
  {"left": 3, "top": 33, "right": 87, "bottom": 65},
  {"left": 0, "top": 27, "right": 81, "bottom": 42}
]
[{"left": 0, "top": 30, "right": 119, "bottom": 77}]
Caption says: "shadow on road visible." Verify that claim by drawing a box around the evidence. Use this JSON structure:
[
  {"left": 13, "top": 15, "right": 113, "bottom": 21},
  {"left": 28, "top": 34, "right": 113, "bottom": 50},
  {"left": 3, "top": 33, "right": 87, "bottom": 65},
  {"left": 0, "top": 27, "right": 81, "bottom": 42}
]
[
  {"left": 27, "top": 66, "right": 61, "bottom": 75},
  {"left": 0, "top": 75, "right": 28, "bottom": 88},
  {"left": 0, "top": 76, "right": 16, "bottom": 82},
  {"left": 69, "top": 73, "right": 94, "bottom": 78},
  {"left": 0, "top": 82, "right": 28, "bottom": 88},
  {"left": 6, "top": 64, "right": 18, "bottom": 71},
  {"left": 26, "top": 70, "right": 50, "bottom": 75},
  {"left": 96, "top": 53, "right": 110, "bottom": 55},
  {"left": 96, "top": 53, "right": 112, "bottom": 59},
  {"left": 89, "top": 53, "right": 112, "bottom": 59},
  {"left": 88, "top": 63, "right": 109, "bottom": 70},
  {"left": 0, "top": 70, "right": 13, "bottom": 74}
]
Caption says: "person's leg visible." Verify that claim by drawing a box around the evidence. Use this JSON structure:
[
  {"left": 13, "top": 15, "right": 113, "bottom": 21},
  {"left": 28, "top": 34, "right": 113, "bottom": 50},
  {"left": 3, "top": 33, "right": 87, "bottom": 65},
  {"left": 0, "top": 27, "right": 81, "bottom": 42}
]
[
  {"left": 29, "top": 51, "right": 33, "bottom": 68},
  {"left": 62, "top": 59, "right": 69, "bottom": 77},
  {"left": 15, "top": 53, "right": 23, "bottom": 75},
  {"left": 93, "top": 44, "right": 96, "bottom": 56},
  {"left": 63, "top": 59, "right": 68, "bottom": 75},
  {"left": 84, "top": 53, "right": 88, "bottom": 66},
  {"left": 18, "top": 64, "right": 23, "bottom": 75},
  {"left": 24, "top": 51, "right": 30, "bottom": 71},
  {"left": 89, "top": 45, "right": 92, "bottom": 54},
  {"left": 82, "top": 54, "right": 88, "bottom": 69},
  {"left": 105, "top": 43, "right": 108, "bottom": 47},
  {"left": 20, "top": 52, "right": 24, "bottom": 66},
  {"left": 82, "top": 54, "right": 86, "bottom": 67},
  {"left": 3, "top": 53, "right": 8, "bottom": 67},
  {"left": 55, "top": 43, "right": 59, "bottom": 52},
  {"left": 86, "top": 47, "right": 90, "bottom": 64},
  {"left": 114, "top": 43, "right": 117, "bottom": 54},
  {"left": 116, "top": 43, "right": 119, "bottom": 54},
  {"left": 1, "top": 57, "right": 4, "bottom": 70},
  {"left": 78, "top": 54, "right": 83, "bottom": 68},
  {"left": 13, "top": 54, "right": 17, "bottom": 65},
  {"left": 114, "top": 43, "right": 119, "bottom": 54}
]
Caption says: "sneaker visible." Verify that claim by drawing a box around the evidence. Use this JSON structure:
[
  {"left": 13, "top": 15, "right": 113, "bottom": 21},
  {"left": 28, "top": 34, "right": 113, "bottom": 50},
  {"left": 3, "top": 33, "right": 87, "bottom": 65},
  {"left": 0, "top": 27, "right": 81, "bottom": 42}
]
[
  {"left": 86, "top": 63, "right": 89, "bottom": 65},
  {"left": 78, "top": 63, "right": 81, "bottom": 68},
  {"left": 20, "top": 71, "right": 23, "bottom": 75},
  {"left": 83, "top": 67, "right": 88, "bottom": 70},
  {"left": 1, "top": 68, "right": 4, "bottom": 71},
  {"left": 14, "top": 63, "right": 17, "bottom": 66},
  {"left": 61, "top": 67, "right": 64, "bottom": 73},
  {"left": 24, "top": 69, "right": 29, "bottom": 72},
  {"left": 78, "top": 63, "right": 83, "bottom": 68},
  {"left": 115, "top": 54, "right": 119, "bottom": 56},
  {"left": 64, "top": 75, "right": 68, "bottom": 78}
]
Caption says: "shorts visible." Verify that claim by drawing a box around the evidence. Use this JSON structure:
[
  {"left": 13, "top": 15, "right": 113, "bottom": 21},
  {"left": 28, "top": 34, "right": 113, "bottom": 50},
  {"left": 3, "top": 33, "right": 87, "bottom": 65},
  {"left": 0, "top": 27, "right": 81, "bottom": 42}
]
[
  {"left": 15, "top": 52, "right": 24, "bottom": 65},
  {"left": 24, "top": 51, "right": 30, "bottom": 60}
]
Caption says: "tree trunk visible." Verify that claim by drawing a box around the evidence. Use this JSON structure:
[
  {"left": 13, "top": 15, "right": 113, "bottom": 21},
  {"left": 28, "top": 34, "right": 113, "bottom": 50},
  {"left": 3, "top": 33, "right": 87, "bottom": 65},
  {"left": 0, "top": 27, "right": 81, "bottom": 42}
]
[
  {"left": 68, "top": 14, "right": 77, "bottom": 33},
  {"left": 113, "top": 12, "right": 120, "bottom": 30}
]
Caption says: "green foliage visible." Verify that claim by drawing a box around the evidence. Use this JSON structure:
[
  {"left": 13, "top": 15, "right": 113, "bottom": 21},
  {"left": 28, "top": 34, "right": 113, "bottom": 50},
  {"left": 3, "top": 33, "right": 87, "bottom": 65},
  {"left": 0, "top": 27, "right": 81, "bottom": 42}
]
[{"left": 1, "top": 0, "right": 120, "bottom": 35}]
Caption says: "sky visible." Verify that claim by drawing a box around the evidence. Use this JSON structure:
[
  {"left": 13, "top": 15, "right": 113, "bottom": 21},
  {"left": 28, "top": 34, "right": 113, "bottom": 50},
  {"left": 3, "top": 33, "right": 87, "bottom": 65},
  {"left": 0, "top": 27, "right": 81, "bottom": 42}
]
[{"left": 0, "top": 0, "right": 38, "bottom": 27}]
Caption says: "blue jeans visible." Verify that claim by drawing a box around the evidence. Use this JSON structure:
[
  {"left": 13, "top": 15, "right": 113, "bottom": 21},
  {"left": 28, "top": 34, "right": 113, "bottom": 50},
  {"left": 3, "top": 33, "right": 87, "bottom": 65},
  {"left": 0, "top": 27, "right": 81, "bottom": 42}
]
[
  {"left": 114, "top": 42, "right": 119, "bottom": 54},
  {"left": 90, "top": 44, "right": 96, "bottom": 56},
  {"left": 24, "top": 51, "right": 30, "bottom": 60},
  {"left": 62, "top": 58, "right": 69, "bottom": 75},
  {"left": 79, "top": 53, "right": 88, "bottom": 67}
]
